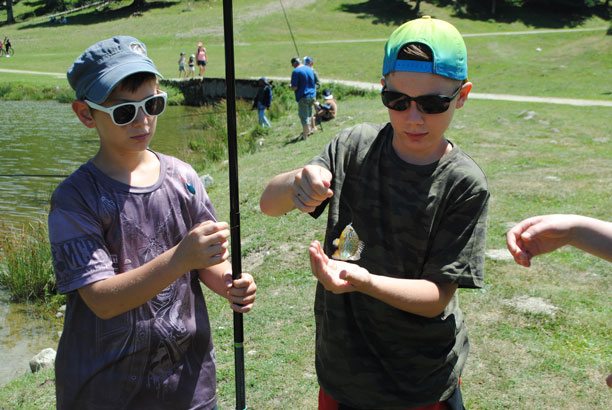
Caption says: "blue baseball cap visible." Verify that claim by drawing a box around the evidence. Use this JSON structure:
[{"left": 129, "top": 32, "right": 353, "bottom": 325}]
[
  {"left": 304, "top": 56, "right": 313, "bottom": 65},
  {"left": 67, "top": 36, "right": 162, "bottom": 104},
  {"left": 382, "top": 16, "right": 467, "bottom": 81}
]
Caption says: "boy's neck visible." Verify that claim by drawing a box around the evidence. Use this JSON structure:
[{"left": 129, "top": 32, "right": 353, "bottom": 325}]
[
  {"left": 393, "top": 138, "right": 453, "bottom": 166},
  {"left": 92, "top": 149, "right": 161, "bottom": 187}
]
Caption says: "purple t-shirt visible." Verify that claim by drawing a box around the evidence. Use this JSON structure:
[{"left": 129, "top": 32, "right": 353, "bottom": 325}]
[{"left": 48, "top": 152, "right": 218, "bottom": 410}]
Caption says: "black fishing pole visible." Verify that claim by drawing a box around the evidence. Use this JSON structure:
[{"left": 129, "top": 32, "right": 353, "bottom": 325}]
[
  {"left": 279, "top": 0, "right": 300, "bottom": 56},
  {"left": 222, "top": 0, "right": 246, "bottom": 409}
]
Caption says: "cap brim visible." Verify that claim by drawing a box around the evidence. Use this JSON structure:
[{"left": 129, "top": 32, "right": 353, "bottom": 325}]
[{"left": 85, "top": 61, "right": 162, "bottom": 104}]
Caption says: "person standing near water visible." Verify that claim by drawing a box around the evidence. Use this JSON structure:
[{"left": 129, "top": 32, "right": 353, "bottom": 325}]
[
  {"left": 49, "top": 36, "right": 257, "bottom": 409},
  {"left": 196, "top": 41, "right": 207, "bottom": 77}
]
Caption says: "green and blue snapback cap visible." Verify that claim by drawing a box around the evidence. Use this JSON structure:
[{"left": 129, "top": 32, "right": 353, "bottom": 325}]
[{"left": 382, "top": 16, "right": 467, "bottom": 81}]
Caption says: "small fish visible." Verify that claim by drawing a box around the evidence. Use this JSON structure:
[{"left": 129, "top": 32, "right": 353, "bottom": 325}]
[
  {"left": 332, "top": 223, "right": 365, "bottom": 261},
  {"left": 180, "top": 174, "right": 196, "bottom": 195}
]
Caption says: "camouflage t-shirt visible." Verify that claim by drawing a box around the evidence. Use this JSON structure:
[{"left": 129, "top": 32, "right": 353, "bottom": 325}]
[
  {"left": 309, "top": 122, "right": 489, "bottom": 409},
  {"left": 48, "top": 152, "right": 218, "bottom": 410}
]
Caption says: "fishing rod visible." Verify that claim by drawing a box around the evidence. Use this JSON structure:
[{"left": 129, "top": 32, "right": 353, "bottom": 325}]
[
  {"left": 222, "top": 0, "right": 246, "bottom": 409},
  {"left": 279, "top": 0, "right": 300, "bottom": 56}
]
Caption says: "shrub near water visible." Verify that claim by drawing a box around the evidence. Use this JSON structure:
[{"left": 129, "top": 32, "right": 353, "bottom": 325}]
[
  {"left": 183, "top": 82, "right": 297, "bottom": 169},
  {"left": 0, "top": 81, "right": 75, "bottom": 102},
  {"left": 0, "top": 221, "right": 56, "bottom": 302}
]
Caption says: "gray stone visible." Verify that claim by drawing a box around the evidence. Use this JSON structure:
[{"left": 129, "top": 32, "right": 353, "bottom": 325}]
[
  {"left": 485, "top": 248, "right": 514, "bottom": 262},
  {"left": 504, "top": 296, "right": 559, "bottom": 317},
  {"left": 199, "top": 174, "right": 214, "bottom": 188},
  {"left": 30, "top": 348, "right": 56, "bottom": 373}
]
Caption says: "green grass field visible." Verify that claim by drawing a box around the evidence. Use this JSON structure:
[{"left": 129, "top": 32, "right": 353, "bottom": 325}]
[
  {"left": 1, "top": 1, "right": 612, "bottom": 409},
  {"left": 1, "top": 0, "right": 612, "bottom": 98}
]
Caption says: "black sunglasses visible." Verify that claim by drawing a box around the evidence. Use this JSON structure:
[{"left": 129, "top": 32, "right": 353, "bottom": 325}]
[
  {"left": 381, "top": 85, "right": 462, "bottom": 114},
  {"left": 85, "top": 92, "right": 167, "bottom": 126}
]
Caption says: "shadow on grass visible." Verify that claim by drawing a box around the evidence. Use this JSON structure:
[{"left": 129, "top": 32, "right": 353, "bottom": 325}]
[
  {"left": 339, "top": 0, "right": 420, "bottom": 26},
  {"left": 451, "top": 3, "right": 611, "bottom": 28},
  {"left": 18, "top": 1, "right": 180, "bottom": 30},
  {"left": 339, "top": 1, "right": 611, "bottom": 29},
  {"left": 284, "top": 135, "right": 304, "bottom": 145}
]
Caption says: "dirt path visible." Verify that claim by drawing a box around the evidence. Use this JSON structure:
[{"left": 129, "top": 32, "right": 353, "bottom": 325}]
[
  {"left": 0, "top": 68, "right": 65, "bottom": 78},
  {"left": 264, "top": 76, "right": 612, "bottom": 107}
]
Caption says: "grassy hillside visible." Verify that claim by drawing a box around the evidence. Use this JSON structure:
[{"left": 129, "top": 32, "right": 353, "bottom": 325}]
[{"left": 1, "top": 0, "right": 612, "bottom": 99}]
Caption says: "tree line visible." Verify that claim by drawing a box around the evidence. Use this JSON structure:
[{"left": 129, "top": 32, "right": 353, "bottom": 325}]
[
  {"left": 2, "top": 0, "right": 150, "bottom": 25},
  {"left": 2, "top": 0, "right": 611, "bottom": 26}
]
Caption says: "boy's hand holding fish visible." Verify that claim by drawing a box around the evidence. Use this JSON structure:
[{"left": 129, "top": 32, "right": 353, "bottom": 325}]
[{"left": 309, "top": 240, "right": 371, "bottom": 294}]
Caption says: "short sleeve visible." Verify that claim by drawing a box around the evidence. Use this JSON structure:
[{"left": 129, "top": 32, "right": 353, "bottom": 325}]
[
  {"left": 48, "top": 185, "right": 115, "bottom": 294},
  {"left": 422, "top": 188, "right": 489, "bottom": 288}
]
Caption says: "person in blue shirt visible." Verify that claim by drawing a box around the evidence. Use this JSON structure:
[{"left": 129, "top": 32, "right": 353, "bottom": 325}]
[{"left": 290, "top": 57, "right": 316, "bottom": 140}]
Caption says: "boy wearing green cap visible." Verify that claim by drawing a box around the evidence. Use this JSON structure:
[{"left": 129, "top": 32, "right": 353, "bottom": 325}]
[
  {"left": 49, "top": 36, "right": 257, "bottom": 409},
  {"left": 260, "top": 17, "right": 488, "bottom": 409}
]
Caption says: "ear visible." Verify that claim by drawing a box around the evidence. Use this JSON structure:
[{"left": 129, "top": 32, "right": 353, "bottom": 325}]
[
  {"left": 380, "top": 76, "right": 386, "bottom": 88},
  {"left": 455, "top": 82, "right": 472, "bottom": 109},
  {"left": 72, "top": 100, "right": 96, "bottom": 128}
]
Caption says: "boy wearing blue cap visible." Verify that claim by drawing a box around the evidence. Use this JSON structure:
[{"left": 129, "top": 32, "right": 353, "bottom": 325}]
[
  {"left": 48, "top": 36, "right": 257, "bottom": 410},
  {"left": 260, "top": 17, "right": 488, "bottom": 409}
]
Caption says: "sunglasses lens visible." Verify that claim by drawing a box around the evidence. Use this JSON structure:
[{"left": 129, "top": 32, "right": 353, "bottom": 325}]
[
  {"left": 382, "top": 92, "right": 450, "bottom": 114},
  {"left": 416, "top": 96, "right": 448, "bottom": 114},
  {"left": 381, "top": 92, "right": 409, "bottom": 111},
  {"left": 145, "top": 95, "right": 166, "bottom": 116},
  {"left": 112, "top": 105, "right": 137, "bottom": 125}
]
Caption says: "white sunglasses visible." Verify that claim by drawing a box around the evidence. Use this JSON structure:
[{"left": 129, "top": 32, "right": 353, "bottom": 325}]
[{"left": 85, "top": 92, "right": 167, "bottom": 125}]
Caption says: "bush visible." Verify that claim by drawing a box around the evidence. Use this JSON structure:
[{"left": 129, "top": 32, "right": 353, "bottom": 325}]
[
  {"left": 184, "top": 93, "right": 290, "bottom": 169},
  {"left": 0, "top": 221, "right": 56, "bottom": 302},
  {"left": 0, "top": 81, "right": 74, "bottom": 102},
  {"left": 164, "top": 84, "right": 185, "bottom": 106}
]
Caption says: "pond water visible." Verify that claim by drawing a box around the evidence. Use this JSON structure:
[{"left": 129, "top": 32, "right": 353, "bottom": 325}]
[
  {"left": 0, "top": 100, "right": 201, "bottom": 227},
  {"left": 0, "top": 100, "right": 212, "bottom": 386}
]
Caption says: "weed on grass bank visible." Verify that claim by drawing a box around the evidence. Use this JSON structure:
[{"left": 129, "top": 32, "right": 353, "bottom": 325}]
[
  {"left": 0, "top": 82, "right": 74, "bottom": 103},
  {"left": 0, "top": 221, "right": 56, "bottom": 302}
]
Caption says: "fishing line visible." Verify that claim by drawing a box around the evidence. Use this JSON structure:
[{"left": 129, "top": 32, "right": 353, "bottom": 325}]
[
  {"left": 163, "top": 107, "right": 253, "bottom": 120},
  {"left": 0, "top": 174, "right": 69, "bottom": 178},
  {"left": 279, "top": 0, "right": 300, "bottom": 56}
]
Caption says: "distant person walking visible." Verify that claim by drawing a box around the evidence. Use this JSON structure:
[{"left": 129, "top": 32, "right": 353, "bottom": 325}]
[
  {"left": 252, "top": 77, "right": 273, "bottom": 128},
  {"left": 3, "top": 36, "right": 12, "bottom": 56},
  {"left": 196, "top": 42, "right": 207, "bottom": 77},
  {"left": 290, "top": 56, "right": 316, "bottom": 140},
  {"left": 187, "top": 54, "right": 195, "bottom": 79},
  {"left": 178, "top": 51, "right": 186, "bottom": 78}
]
